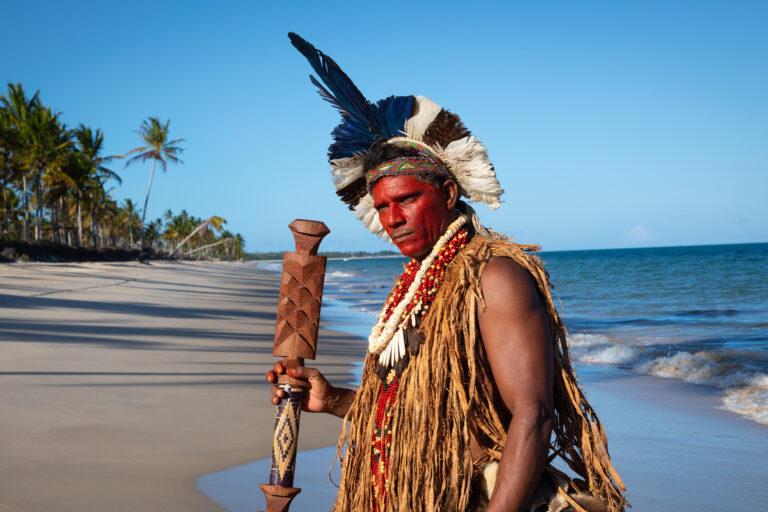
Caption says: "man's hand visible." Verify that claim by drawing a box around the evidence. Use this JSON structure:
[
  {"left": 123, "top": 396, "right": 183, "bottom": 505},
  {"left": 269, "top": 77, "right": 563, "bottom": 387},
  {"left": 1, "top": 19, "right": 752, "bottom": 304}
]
[
  {"left": 266, "top": 361, "right": 355, "bottom": 418},
  {"left": 478, "top": 256, "right": 555, "bottom": 512}
]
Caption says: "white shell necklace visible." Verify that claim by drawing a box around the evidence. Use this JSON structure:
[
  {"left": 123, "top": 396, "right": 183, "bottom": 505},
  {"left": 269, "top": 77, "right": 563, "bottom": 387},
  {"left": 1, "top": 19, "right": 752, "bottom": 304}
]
[{"left": 368, "top": 215, "right": 468, "bottom": 367}]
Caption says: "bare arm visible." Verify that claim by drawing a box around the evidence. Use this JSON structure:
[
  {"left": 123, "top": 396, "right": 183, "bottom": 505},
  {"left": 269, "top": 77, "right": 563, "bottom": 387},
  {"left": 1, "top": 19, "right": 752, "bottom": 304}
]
[
  {"left": 477, "top": 256, "right": 554, "bottom": 512},
  {"left": 266, "top": 361, "right": 356, "bottom": 418}
]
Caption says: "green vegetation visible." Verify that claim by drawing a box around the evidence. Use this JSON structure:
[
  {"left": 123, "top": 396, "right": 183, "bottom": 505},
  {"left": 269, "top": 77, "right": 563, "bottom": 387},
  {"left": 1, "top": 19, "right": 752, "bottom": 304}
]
[
  {"left": 0, "top": 83, "right": 244, "bottom": 260},
  {"left": 245, "top": 250, "right": 400, "bottom": 261}
]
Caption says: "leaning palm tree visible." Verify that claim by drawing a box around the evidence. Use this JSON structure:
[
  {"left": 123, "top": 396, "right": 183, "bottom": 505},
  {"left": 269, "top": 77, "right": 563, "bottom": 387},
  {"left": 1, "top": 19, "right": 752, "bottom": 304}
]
[{"left": 124, "top": 117, "right": 184, "bottom": 245}]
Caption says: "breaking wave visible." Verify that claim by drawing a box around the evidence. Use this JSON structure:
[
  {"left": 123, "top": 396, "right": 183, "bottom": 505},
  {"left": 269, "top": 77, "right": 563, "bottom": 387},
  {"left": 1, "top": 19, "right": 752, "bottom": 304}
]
[
  {"left": 639, "top": 351, "right": 768, "bottom": 425},
  {"left": 568, "top": 333, "right": 638, "bottom": 365},
  {"left": 256, "top": 261, "right": 282, "bottom": 273},
  {"left": 326, "top": 270, "right": 355, "bottom": 278}
]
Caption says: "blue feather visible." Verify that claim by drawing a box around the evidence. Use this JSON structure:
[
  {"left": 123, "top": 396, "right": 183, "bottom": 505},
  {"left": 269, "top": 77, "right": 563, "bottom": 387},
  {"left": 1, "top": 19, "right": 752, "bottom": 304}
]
[{"left": 289, "top": 33, "right": 414, "bottom": 160}]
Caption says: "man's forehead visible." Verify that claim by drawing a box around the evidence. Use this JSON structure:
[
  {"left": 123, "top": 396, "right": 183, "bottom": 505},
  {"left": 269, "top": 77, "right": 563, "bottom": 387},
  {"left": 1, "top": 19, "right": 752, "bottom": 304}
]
[{"left": 371, "top": 175, "right": 439, "bottom": 201}]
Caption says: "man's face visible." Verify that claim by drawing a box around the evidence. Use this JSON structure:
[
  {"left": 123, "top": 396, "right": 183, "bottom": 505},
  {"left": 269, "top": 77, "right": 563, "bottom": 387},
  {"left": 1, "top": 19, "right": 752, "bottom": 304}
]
[{"left": 371, "top": 175, "right": 452, "bottom": 260}]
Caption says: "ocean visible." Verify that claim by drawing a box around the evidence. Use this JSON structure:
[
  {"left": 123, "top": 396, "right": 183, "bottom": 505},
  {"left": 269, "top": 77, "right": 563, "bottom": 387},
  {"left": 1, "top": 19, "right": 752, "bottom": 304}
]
[{"left": 263, "top": 242, "right": 768, "bottom": 426}]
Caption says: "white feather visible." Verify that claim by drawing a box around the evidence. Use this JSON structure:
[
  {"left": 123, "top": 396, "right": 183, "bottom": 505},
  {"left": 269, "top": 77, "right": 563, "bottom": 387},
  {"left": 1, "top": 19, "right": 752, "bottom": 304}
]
[
  {"left": 353, "top": 193, "right": 390, "bottom": 240},
  {"left": 437, "top": 136, "right": 504, "bottom": 209},
  {"left": 329, "top": 153, "right": 366, "bottom": 191},
  {"left": 404, "top": 95, "right": 442, "bottom": 140}
]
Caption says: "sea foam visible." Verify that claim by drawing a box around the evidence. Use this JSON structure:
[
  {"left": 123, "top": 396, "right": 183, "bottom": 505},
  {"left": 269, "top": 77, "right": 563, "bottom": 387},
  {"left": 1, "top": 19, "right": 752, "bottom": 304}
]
[
  {"left": 568, "top": 333, "right": 638, "bottom": 364},
  {"left": 639, "top": 351, "right": 768, "bottom": 424}
]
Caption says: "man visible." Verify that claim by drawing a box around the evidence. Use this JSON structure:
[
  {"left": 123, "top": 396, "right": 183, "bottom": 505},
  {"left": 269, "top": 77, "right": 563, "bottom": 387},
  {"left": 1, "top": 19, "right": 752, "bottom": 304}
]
[{"left": 267, "top": 34, "right": 627, "bottom": 512}]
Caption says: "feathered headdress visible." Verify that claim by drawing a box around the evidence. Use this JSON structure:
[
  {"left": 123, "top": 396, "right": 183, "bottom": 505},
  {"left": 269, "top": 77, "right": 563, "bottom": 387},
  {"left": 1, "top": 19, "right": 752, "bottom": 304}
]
[{"left": 289, "top": 33, "right": 504, "bottom": 238}]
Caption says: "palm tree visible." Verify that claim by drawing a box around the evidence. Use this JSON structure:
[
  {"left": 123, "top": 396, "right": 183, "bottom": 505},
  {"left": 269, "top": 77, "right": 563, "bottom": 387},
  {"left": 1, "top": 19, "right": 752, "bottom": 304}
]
[
  {"left": 0, "top": 83, "right": 40, "bottom": 241},
  {"left": 71, "top": 125, "right": 121, "bottom": 246},
  {"left": 0, "top": 111, "right": 14, "bottom": 238},
  {"left": 124, "top": 117, "right": 184, "bottom": 245},
  {"left": 61, "top": 151, "right": 90, "bottom": 245},
  {"left": 120, "top": 198, "right": 140, "bottom": 247},
  {"left": 19, "top": 105, "right": 72, "bottom": 240},
  {"left": 143, "top": 218, "right": 162, "bottom": 249}
]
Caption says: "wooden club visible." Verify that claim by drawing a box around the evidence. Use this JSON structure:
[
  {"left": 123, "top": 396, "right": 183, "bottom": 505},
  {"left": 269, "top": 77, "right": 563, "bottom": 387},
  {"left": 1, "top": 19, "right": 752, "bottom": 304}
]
[{"left": 259, "top": 219, "right": 330, "bottom": 512}]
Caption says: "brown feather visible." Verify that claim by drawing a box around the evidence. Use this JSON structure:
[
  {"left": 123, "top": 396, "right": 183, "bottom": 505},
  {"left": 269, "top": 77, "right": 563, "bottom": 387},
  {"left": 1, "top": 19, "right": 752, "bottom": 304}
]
[
  {"left": 422, "top": 110, "right": 472, "bottom": 147},
  {"left": 336, "top": 177, "right": 367, "bottom": 209}
]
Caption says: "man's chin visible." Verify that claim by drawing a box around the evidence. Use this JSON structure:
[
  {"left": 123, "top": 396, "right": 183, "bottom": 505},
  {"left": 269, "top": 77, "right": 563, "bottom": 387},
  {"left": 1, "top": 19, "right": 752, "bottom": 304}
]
[{"left": 394, "top": 240, "right": 429, "bottom": 260}]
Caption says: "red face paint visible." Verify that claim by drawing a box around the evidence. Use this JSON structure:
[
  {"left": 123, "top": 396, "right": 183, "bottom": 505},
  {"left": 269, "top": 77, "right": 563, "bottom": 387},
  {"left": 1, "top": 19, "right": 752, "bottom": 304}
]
[{"left": 371, "top": 175, "right": 452, "bottom": 260}]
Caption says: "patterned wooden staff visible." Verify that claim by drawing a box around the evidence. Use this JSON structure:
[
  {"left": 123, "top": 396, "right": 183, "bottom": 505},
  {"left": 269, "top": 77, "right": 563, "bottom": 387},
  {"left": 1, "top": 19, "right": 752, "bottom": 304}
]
[{"left": 259, "top": 219, "right": 330, "bottom": 512}]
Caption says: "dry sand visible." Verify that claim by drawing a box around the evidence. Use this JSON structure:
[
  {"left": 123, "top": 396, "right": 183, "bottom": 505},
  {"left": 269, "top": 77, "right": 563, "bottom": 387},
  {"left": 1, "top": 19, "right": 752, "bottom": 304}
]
[{"left": 0, "top": 261, "right": 365, "bottom": 512}]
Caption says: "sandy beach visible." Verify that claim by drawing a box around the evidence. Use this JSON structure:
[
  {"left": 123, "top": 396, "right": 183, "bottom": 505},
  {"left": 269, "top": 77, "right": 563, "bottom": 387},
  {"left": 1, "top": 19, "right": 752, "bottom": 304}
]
[{"left": 0, "top": 261, "right": 364, "bottom": 512}]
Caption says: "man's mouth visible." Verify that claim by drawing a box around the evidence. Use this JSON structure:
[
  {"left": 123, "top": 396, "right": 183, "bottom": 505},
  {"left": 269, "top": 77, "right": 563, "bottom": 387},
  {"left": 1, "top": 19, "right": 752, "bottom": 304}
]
[{"left": 390, "top": 230, "right": 413, "bottom": 242}]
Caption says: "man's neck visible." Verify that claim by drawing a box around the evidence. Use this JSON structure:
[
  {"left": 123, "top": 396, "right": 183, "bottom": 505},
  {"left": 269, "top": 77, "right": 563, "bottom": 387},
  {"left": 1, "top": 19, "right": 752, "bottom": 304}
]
[{"left": 414, "top": 210, "right": 460, "bottom": 263}]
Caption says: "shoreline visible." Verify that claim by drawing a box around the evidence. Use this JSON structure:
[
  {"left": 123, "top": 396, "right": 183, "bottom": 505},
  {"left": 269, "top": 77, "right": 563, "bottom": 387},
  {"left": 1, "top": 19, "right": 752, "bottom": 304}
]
[{"left": 0, "top": 260, "right": 364, "bottom": 511}]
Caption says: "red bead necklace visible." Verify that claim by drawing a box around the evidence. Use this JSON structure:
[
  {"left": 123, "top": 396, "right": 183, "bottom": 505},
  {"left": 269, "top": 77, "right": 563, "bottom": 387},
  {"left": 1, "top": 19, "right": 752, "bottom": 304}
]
[
  {"left": 380, "top": 227, "right": 468, "bottom": 327},
  {"left": 370, "top": 226, "right": 469, "bottom": 509}
]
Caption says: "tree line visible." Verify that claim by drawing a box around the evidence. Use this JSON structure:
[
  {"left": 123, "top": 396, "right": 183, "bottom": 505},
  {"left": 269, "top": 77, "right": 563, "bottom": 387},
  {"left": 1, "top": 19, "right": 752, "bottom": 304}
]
[{"left": 0, "top": 83, "right": 244, "bottom": 260}]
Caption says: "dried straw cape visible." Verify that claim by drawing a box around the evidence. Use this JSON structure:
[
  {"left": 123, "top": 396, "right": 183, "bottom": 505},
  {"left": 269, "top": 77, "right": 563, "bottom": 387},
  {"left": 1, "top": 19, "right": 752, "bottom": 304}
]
[{"left": 332, "top": 236, "right": 627, "bottom": 512}]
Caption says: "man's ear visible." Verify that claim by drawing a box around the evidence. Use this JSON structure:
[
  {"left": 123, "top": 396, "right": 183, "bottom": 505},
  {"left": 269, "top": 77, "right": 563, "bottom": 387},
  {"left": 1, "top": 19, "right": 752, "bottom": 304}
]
[{"left": 442, "top": 179, "right": 459, "bottom": 210}]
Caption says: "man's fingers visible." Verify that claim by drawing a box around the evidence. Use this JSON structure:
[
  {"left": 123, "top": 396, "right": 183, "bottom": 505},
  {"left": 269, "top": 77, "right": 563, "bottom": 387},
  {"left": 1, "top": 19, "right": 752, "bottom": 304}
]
[
  {"left": 270, "top": 384, "right": 285, "bottom": 405},
  {"left": 286, "top": 366, "right": 323, "bottom": 382},
  {"left": 266, "top": 361, "right": 288, "bottom": 383}
]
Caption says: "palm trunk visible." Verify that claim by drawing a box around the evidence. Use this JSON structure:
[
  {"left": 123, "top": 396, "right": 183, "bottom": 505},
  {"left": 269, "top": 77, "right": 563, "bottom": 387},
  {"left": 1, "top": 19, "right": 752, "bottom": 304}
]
[
  {"left": 89, "top": 203, "right": 96, "bottom": 248},
  {"left": 63, "top": 196, "right": 71, "bottom": 245},
  {"left": 52, "top": 201, "right": 59, "bottom": 244},
  {"left": 76, "top": 194, "right": 83, "bottom": 247},
  {"left": 140, "top": 159, "right": 157, "bottom": 248},
  {"left": 22, "top": 171, "right": 29, "bottom": 241},
  {"left": 58, "top": 196, "right": 66, "bottom": 244},
  {"left": 35, "top": 167, "right": 42, "bottom": 241},
  {"left": 1, "top": 176, "right": 8, "bottom": 238}
]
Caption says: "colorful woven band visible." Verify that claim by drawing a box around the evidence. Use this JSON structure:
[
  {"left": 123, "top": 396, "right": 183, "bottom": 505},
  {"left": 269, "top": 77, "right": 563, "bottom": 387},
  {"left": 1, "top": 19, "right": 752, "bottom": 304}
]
[{"left": 366, "top": 140, "right": 450, "bottom": 188}]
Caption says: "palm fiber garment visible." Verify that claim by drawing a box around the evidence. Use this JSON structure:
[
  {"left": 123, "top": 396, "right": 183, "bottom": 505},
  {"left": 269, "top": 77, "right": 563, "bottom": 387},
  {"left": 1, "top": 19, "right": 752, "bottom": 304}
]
[{"left": 332, "top": 235, "right": 627, "bottom": 512}]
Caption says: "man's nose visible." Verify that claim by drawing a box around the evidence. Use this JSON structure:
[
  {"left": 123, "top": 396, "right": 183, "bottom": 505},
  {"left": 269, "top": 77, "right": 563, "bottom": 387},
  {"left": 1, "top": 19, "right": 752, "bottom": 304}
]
[{"left": 383, "top": 204, "right": 406, "bottom": 228}]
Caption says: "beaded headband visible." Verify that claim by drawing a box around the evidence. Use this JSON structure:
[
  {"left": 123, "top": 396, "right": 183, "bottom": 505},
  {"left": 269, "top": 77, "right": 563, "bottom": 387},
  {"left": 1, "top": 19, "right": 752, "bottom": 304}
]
[{"left": 366, "top": 139, "right": 451, "bottom": 189}]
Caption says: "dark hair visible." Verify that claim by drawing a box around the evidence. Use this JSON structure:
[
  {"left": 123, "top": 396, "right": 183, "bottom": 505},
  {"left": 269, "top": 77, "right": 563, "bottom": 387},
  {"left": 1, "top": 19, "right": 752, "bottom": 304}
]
[{"left": 364, "top": 139, "right": 448, "bottom": 189}]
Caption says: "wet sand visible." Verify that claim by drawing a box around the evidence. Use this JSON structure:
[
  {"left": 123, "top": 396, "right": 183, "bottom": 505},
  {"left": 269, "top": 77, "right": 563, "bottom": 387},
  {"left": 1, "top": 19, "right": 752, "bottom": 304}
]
[{"left": 0, "top": 261, "right": 364, "bottom": 512}]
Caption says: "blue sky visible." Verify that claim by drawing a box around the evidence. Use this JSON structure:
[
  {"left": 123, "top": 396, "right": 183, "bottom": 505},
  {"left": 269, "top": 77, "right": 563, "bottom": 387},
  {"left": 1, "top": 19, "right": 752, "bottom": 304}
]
[{"left": 2, "top": 1, "right": 766, "bottom": 252}]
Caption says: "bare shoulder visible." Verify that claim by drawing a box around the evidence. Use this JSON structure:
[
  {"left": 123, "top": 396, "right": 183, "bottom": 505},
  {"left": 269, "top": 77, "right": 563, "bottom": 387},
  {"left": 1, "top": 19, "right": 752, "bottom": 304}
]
[{"left": 479, "top": 256, "right": 541, "bottom": 312}]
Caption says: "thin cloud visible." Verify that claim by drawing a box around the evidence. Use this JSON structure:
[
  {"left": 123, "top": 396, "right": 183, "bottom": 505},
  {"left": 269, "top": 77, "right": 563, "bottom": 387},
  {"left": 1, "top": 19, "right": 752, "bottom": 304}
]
[{"left": 623, "top": 224, "right": 659, "bottom": 245}]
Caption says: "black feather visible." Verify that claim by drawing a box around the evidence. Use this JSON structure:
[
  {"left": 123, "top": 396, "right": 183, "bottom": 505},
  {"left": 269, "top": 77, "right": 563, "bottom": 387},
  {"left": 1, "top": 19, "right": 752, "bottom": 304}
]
[{"left": 289, "top": 33, "right": 415, "bottom": 165}]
